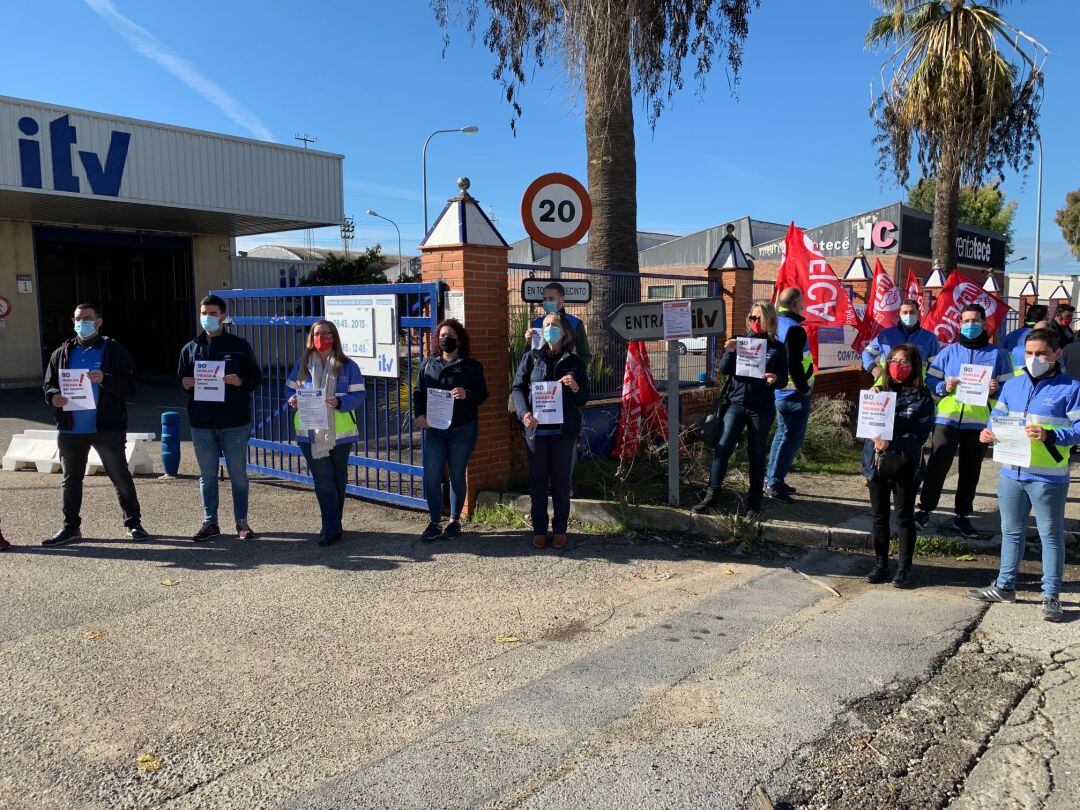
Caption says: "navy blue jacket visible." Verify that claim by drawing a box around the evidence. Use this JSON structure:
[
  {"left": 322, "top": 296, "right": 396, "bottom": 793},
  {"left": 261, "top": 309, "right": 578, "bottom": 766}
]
[
  {"left": 860, "top": 383, "right": 936, "bottom": 481},
  {"left": 177, "top": 331, "right": 263, "bottom": 429},
  {"left": 43, "top": 335, "right": 137, "bottom": 433},
  {"left": 511, "top": 347, "right": 590, "bottom": 438}
]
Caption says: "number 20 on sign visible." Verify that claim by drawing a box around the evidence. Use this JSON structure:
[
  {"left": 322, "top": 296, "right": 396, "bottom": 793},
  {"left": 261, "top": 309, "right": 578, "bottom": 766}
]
[{"left": 520, "top": 173, "right": 592, "bottom": 251}]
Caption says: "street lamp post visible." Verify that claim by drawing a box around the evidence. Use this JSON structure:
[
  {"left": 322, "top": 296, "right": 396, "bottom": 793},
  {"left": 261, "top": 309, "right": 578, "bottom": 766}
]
[
  {"left": 1034, "top": 133, "right": 1043, "bottom": 299},
  {"left": 422, "top": 126, "right": 479, "bottom": 234},
  {"left": 367, "top": 210, "right": 402, "bottom": 280}
]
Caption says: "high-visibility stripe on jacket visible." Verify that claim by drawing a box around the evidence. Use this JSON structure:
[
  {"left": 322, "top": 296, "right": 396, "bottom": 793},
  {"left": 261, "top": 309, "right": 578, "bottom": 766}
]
[
  {"left": 926, "top": 341, "right": 1013, "bottom": 430},
  {"left": 285, "top": 356, "right": 366, "bottom": 445},
  {"left": 775, "top": 311, "right": 813, "bottom": 400},
  {"left": 988, "top": 366, "right": 1080, "bottom": 483}
]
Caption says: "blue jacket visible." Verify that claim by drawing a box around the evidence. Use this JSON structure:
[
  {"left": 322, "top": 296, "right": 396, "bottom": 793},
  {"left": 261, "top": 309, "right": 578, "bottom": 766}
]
[
  {"left": 774, "top": 311, "right": 812, "bottom": 402},
  {"left": 860, "top": 384, "right": 936, "bottom": 481},
  {"left": 1002, "top": 325, "right": 1033, "bottom": 370},
  {"left": 988, "top": 366, "right": 1080, "bottom": 484},
  {"left": 861, "top": 324, "right": 941, "bottom": 372},
  {"left": 285, "top": 355, "right": 366, "bottom": 446},
  {"left": 926, "top": 340, "right": 1013, "bottom": 429}
]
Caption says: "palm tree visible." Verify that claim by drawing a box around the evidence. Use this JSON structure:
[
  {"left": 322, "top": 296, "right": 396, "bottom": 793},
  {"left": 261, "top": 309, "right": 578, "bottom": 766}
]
[{"left": 867, "top": 0, "right": 1044, "bottom": 270}]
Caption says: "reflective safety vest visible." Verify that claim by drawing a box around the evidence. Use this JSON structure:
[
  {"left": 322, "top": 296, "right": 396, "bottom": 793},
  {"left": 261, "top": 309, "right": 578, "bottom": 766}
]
[
  {"left": 285, "top": 357, "right": 366, "bottom": 445},
  {"left": 990, "top": 367, "right": 1080, "bottom": 483},
  {"left": 926, "top": 342, "right": 1013, "bottom": 429},
  {"left": 775, "top": 310, "right": 814, "bottom": 401}
]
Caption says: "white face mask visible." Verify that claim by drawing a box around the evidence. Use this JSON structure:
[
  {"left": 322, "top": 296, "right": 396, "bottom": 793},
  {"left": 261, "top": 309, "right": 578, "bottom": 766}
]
[{"left": 1026, "top": 355, "right": 1052, "bottom": 377}]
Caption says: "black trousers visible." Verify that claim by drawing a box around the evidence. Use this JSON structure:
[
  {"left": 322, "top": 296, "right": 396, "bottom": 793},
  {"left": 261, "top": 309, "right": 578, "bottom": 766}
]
[
  {"left": 525, "top": 433, "right": 576, "bottom": 535},
  {"left": 917, "top": 424, "right": 987, "bottom": 517},
  {"left": 58, "top": 432, "right": 142, "bottom": 530},
  {"left": 868, "top": 474, "right": 917, "bottom": 568}
]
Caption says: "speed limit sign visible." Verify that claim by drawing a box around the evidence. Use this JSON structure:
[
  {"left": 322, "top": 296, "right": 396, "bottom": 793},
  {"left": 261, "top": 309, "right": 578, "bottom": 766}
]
[{"left": 520, "top": 173, "right": 592, "bottom": 250}]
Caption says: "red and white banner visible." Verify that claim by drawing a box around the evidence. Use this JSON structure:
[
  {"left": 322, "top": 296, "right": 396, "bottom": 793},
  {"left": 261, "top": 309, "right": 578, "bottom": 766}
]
[
  {"left": 921, "top": 270, "right": 1012, "bottom": 344},
  {"left": 905, "top": 268, "right": 925, "bottom": 314},
  {"left": 866, "top": 258, "right": 902, "bottom": 333},
  {"left": 612, "top": 341, "right": 668, "bottom": 460}
]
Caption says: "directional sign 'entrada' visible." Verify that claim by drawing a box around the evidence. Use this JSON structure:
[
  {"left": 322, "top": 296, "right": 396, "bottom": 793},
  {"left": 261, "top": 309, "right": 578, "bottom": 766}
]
[{"left": 604, "top": 297, "right": 726, "bottom": 342}]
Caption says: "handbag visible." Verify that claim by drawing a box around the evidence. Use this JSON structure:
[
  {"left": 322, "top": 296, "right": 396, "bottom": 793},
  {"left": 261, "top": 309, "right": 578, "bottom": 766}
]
[
  {"left": 873, "top": 447, "right": 916, "bottom": 481},
  {"left": 697, "top": 375, "right": 733, "bottom": 445}
]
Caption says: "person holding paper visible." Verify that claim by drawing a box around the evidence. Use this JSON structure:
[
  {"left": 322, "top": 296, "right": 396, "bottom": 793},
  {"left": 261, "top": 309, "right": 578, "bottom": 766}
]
[
  {"left": 512, "top": 311, "right": 590, "bottom": 550},
  {"left": 41, "top": 303, "right": 149, "bottom": 545},
  {"left": 765, "top": 288, "right": 814, "bottom": 505},
  {"left": 412, "top": 319, "right": 489, "bottom": 541},
  {"left": 694, "top": 301, "right": 788, "bottom": 518},
  {"left": 286, "top": 320, "right": 365, "bottom": 547},
  {"left": 968, "top": 328, "right": 1080, "bottom": 623},
  {"left": 860, "top": 345, "right": 936, "bottom": 588},
  {"left": 862, "top": 298, "right": 941, "bottom": 381},
  {"left": 177, "top": 295, "right": 263, "bottom": 542},
  {"left": 915, "top": 303, "right": 1013, "bottom": 539},
  {"left": 525, "top": 282, "right": 592, "bottom": 365}
]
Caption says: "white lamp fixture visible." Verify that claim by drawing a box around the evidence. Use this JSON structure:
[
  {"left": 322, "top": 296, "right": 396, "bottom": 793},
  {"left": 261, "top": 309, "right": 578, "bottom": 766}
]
[
  {"left": 1018, "top": 276, "right": 1037, "bottom": 297},
  {"left": 982, "top": 269, "right": 1001, "bottom": 293},
  {"left": 924, "top": 262, "right": 947, "bottom": 289},
  {"left": 843, "top": 251, "right": 872, "bottom": 281},
  {"left": 706, "top": 224, "right": 752, "bottom": 271}
]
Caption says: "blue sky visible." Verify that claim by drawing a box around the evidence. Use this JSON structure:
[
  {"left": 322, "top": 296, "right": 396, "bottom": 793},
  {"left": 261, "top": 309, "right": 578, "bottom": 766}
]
[{"left": 3, "top": 0, "right": 1078, "bottom": 276}]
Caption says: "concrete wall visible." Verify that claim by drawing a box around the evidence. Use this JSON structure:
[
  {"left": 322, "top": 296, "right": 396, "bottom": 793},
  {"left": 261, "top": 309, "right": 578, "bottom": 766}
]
[
  {"left": 193, "top": 234, "right": 233, "bottom": 298},
  {"left": 0, "top": 219, "right": 40, "bottom": 387}
]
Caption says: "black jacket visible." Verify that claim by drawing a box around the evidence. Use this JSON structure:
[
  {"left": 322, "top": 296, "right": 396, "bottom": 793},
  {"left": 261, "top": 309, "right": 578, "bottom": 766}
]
[
  {"left": 718, "top": 335, "right": 789, "bottom": 412},
  {"left": 43, "top": 335, "right": 137, "bottom": 432},
  {"left": 1051, "top": 319, "right": 1075, "bottom": 347},
  {"left": 412, "top": 355, "right": 489, "bottom": 429},
  {"left": 511, "top": 347, "right": 590, "bottom": 437},
  {"left": 860, "top": 383, "right": 936, "bottom": 482},
  {"left": 177, "top": 331, "right": 263, "bottom": 429}
]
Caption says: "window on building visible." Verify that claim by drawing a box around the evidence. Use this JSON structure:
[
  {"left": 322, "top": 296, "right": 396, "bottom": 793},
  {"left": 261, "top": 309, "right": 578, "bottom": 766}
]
[
  {"left": 681, "top": 283, "right": 708, "bottom": 299},
  {"left": 647, "top": 284, "right": 675, "bottom": 300}
]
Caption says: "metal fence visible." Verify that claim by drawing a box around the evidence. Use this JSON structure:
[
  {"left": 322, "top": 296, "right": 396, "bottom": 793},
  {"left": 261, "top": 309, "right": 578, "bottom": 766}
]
[
  {"left": 216, "top": 282, "right": 440, "bottom": 509},
  {"left": 508, "top": 263, "right": 721, "bottom": 399}
]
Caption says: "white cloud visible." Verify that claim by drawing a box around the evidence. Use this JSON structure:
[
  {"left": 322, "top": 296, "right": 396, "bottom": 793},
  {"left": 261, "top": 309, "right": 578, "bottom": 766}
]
[{"left": 82, "top": 0, "right": 276, "bottom": 142}]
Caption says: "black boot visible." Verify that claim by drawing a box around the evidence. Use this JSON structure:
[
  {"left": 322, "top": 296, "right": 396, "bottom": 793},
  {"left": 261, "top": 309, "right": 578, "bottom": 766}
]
[
  {"left": 891, "top": 566, "right": 912, "bottom": 588},
  {"left": 692, "top": 488, "right": 723, "bottom": 514},
  {"left": 865, "top": 557, "right": 890, "bottom": 584},
  {"left": 892, "top": 534, "right": 914, "bottom": 588}
]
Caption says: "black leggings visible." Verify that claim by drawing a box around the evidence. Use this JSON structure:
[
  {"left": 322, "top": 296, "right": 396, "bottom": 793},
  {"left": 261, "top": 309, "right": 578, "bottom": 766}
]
[{"left": 868, "top": 474, "right": 918, "bottom": 568}]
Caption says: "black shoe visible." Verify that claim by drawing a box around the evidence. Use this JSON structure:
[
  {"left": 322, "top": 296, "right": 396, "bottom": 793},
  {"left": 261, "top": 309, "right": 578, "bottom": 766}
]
[
  {"left": 865, "top": 559, "right": 890, "bottom": 584},
  {"left": 317, "top": 531, "right": 343, "bottom": 547},
  {"left": 420, "top": 523, "right": 443, "bottom": 541},
  {"left": 0, "top": 532, "right": 10, "bottom": 551},
  {"left": 740, "top": 504, "right": 762, "bottom": 520},
  {"left": 766, "top": 487, "right": 794, "bottom": 505},
  {"left": 692, "top": 488, "right": 723, "bottom": 514},
  {"left": 442, "top": 520, "right": 461, "bottom": 539},
  {"left": 236, "top": 521, "right": 256, "bottom": 540},
  {"left": 891, "top": 567, "right": 912, "bottom": 588},
  {"left": 949, "top": 516, "right": 979, "bottom": 539},
  {"left": 192, "top": 521, "right": 221, "bottom": 543},
  {"left": 775, "top": 482, "right": 797, "bottom": 495},
  {"left": 128, "top": 525, "right": 151, "bottom": 542},
  {"left": 43, "top": 526, "right": 81, "bottom": 547},
  {"left": 913, "top": 509, "right": 930, "bottom": 530}
]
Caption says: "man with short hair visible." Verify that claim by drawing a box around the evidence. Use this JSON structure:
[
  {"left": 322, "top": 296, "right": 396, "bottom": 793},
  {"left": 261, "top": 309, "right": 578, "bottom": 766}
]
[
  {"left": 178, "top": 295, "right": 263, "bottom": 541},
  {"left": 861, "top": 298, "right": 941, "bottom": 379},
  {"left": 969, "top": 328, "right": 1079, "bottom": 622},
  {"left": 1002, "top": 304, "right": 1049, "bottom": 370},
  {"left": 527, "top": 282, "right": 592, "bottom": 365},
  {"left": 915, "top": 303, "right": 1014, "bottom": 538},
  {"left": 42, "top": 303, "right": 149, "bottom": 545},
  {"left": 1050, "top": 303, "right": 1075, "bottom": 347},
  {"left": 765, "top": 287, "right": 814, "bottom": 503}
]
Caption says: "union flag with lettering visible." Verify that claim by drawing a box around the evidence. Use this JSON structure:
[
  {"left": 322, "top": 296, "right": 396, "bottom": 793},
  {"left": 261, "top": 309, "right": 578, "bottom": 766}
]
[
  {"left": 905, "top": 268, "right": 925, "bottom": 314},
  {"left": 612, "top": 341, "right": 668, "bottom": 461},
  {"left": 921, "top": 270, "right": 1011, "bottom": 344}
]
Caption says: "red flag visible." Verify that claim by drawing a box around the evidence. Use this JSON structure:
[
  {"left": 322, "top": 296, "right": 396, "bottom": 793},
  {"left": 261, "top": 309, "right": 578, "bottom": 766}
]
[
  {"left": 846, "top": 300, "right": 870, "bottom": 354},
  {"left": 861, "top": 258, "right": 902, "bottom": 345},
  {"left": 905, "top": 268, "right": 925, "bottom": 314},
  {"left": 921, "top": 271, "right": 1012, "bottom": 344},
  {"left": 612, "top": 341, "right": 668, "bottom": 460}
]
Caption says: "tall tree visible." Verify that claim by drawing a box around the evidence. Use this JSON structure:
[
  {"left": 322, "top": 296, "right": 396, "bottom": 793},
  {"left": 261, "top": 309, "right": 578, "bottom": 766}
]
[
  {"left": 907, "top": 177, "right": 1017, "bottom": 256},
  {"left": 1055, "top": 189, "right": 1080, "bottom": 262},
  {"left": 867, "top": 0, "right": 1044, "bottom": 270}
]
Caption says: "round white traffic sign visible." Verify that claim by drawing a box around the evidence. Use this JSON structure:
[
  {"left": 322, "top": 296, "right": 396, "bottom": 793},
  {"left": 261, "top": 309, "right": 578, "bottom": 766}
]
[
  {"left": 521, "top": 173, "right": 592, "bottom": 250},
  {"left": 0, "top": 295, "right": 11, "bottom": 319}
]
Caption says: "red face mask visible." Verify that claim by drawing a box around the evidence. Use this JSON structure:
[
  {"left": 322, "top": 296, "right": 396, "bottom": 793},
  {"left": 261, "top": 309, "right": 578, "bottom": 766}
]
[
  {"left": 749, "top": 320, "right": 764, "bottom": 335},
  {"left": 888, "top": 360, "right": 913, "bottom": 382},
  {"left": 313, "top": 335, "right": 334, "bottom": 353}
]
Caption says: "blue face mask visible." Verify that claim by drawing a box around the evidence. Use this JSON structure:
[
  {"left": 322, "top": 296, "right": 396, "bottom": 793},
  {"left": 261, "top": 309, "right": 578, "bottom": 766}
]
[
  {"left": 542, "top": 325, "right": 562, "bottom": 345},
  {"left": 201, "top": 314, "right": 221, "bottom": 333},
  {"left": 960, "top": 322, "right": 983, "bottom": 340},
  {"left": 542, "top": 301, "right": 559, "bottom": 314},
  {"left": 900, "top": 313, "right": 919, "bottom": 328},
  {"left": 74, "top": 319, "right": 97, "bottom": 339}
]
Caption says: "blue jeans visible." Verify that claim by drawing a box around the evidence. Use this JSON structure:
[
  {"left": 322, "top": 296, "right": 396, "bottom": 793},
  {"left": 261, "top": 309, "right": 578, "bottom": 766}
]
[
  {"left": 299, "top": 442, "right": 351, "bottom": 538},
  {"left": 709, "top": 404, "right": 775, "bottom": 511},
  {"left": 422, "top": 421, "right": 478, "bottom": 524},
  {"left": 995, "top": 475, "right": 1067, "bottom": 597},
  {"left": 767, "top": 395, "right": 811, "bottom": 488},
  {"left": 191, "top": 425, "right": 250, "bottom": 525}
]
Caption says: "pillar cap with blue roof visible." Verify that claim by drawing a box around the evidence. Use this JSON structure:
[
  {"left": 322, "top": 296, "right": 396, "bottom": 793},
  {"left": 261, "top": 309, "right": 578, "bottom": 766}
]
[{"left": 419, "top": 177, "right": 509, "bottom": 250}]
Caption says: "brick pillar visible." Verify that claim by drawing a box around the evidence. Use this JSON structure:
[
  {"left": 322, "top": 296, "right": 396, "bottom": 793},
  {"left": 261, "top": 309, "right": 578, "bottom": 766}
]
[
  {"left": 420, "top": 244, "right": 512, "bottom": 513},
  {"left": 712, "top": 266, "right": 754, "bottom": 338}
]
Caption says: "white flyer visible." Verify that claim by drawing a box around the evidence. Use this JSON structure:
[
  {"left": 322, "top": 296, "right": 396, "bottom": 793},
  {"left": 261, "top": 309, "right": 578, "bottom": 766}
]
[
  {"left": 194, "top": 360, "right": 226, "bottom": 402},
  {"left": 425, "top": 388, "right": 454, "bottom": 430},
  {"left": 955, "top": 363, "right": 993, "bottom": 407},
  {"left": 856, "top": 389, "right": 897, "bottom": 441},
  {"left": 530, "top": 328, "right": 543, "bottom": 351},
  {"left": 662, "top": 299, "right": 693, "bottom": 341},
  {"left": 735, "top": 337, "right": 767, "bottom": 378},
  {"left": 297, "top": 388, "right": 330, "bottom": 431},
  {"left": 991, "top": 416, "right": 1032, "bottom": 467},
  {"left": 532, "top": 381, "right": 564, "bottom": 425},
  {"left": 59, "top": 369, "right": 95, "bottom": 411}
]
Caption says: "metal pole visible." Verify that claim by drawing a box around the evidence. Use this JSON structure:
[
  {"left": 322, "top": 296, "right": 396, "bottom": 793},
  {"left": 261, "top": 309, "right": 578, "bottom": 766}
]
[
  {"left": 1034, "top": 133, "right": 1043, "bottom": 299},
  {"left": 551, "top": 248, "right": 561, "bottom": 279},
  {"left": 667, "top": 341, "right": 680, "bottom": 506}
]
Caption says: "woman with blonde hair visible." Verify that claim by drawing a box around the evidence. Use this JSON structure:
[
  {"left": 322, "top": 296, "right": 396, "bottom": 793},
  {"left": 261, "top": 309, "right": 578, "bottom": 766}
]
[
  {"left": 286, "top": 320, "right": 365, "bottom": 546},
  {"left": 693, "top": 300, "right": 788, "bottom": 518}
]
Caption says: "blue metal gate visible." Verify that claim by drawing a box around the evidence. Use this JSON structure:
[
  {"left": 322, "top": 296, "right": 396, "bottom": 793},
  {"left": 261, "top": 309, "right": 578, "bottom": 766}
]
[{"left": 217, "top": 282, "right": 440, "bottom": 509}]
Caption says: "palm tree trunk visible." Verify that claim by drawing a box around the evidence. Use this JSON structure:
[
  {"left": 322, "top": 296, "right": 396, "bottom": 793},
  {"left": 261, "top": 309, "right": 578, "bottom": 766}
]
[
  {"left": 932, "top": 152, "right": 960, "bottom": 269},
  {"left": 584, "top": 11, "right": 637, "bottom": 392}
]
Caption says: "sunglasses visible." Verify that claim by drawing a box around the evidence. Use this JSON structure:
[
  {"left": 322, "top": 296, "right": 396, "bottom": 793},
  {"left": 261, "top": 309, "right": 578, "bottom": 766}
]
[{"left": 747, "top": 315, "right": 761, "bottom": 322}]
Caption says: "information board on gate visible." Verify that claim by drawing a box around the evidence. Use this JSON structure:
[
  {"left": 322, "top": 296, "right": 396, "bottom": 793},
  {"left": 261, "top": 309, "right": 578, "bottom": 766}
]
[{"left": 323, "top": 295, "right": 399, "bottom": 379}]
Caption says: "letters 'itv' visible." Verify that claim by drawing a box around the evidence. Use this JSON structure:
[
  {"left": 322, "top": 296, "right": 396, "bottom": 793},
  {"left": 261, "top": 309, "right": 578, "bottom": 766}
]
[{"left": 17, "top": 114, "right": 130, "bottom": 197}]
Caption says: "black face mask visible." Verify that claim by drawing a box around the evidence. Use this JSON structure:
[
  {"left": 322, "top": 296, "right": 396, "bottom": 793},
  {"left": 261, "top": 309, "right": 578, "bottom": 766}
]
[{"left": 439, "top": 336, "right": 458, "bottom": 353}]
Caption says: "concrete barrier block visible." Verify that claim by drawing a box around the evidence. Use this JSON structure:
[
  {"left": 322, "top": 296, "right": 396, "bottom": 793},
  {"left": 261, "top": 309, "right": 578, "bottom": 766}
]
[
  {"left": 828, "top": 526, "right": 873, "bottom": 549},
  {"left": 762, "top": 519, "right": 829, "bottom": 548}
]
